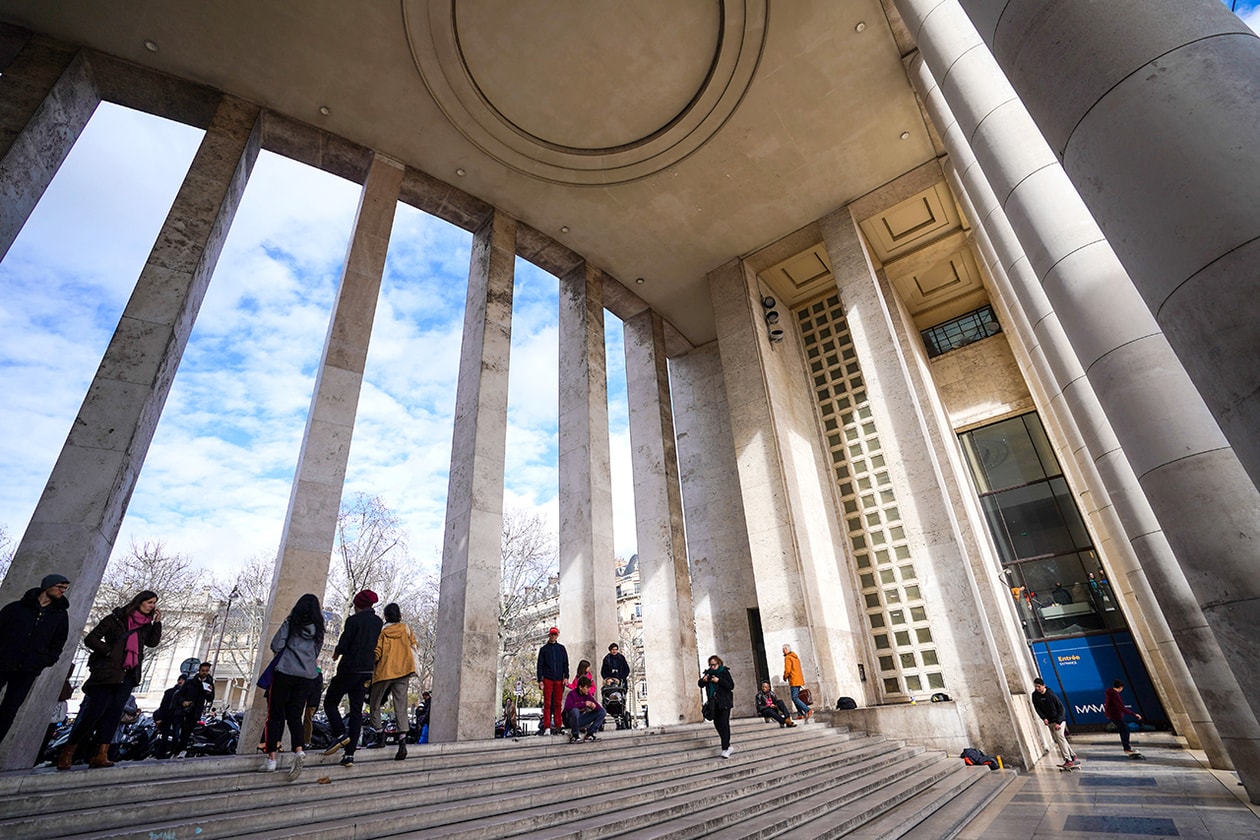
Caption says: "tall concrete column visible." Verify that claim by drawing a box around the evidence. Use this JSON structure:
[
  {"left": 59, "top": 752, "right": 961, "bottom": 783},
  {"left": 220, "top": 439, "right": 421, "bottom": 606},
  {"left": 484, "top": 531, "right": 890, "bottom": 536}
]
[
  {"left": 0, "top": 41, "right": 98, "bottom": 261},
  {"left": 820, "top": 208, "right": 1037, "bottom": 767},
  {"left": 961, "top": 0, "right": 1260, "bottom": 494},
  {"left": 431, "top": 210, "right": 516, "bottom": 742},
  {"left": 240, "top": 153, "right": 404, "bottom": 752},
  {"left": 670, "top": 342, "right": 759, "bottom": 685},
  {"left": 0, "top": 95, "right": 261, "bottom": 769},
  {"left": 557, "top": 261, "right": 618, "bottom": 667},
  {"left": 623, "top": 308, "right": 700, "bottom": 726},
  {"left": 896, "top": 0, "right": 1260, "bottom": 797},
  {"left": 944, "top": 158, "right": 1225, "bottom": 764},
  {"left": 708, "top": 259, "right": 866, "bottom": 709}
]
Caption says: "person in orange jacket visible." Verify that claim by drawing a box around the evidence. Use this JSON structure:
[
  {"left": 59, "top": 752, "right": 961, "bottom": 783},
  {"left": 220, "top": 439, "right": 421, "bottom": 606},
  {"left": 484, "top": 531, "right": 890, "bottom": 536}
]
[{"left": 782, "top": 644, "right": 812, "bottom": 722}]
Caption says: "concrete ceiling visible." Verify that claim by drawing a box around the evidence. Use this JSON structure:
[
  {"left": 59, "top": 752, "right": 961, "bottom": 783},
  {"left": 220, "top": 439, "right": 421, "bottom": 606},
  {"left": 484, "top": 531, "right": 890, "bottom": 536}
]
[{"left": 0, "top": 0, "right": 940, "bottom": 346}]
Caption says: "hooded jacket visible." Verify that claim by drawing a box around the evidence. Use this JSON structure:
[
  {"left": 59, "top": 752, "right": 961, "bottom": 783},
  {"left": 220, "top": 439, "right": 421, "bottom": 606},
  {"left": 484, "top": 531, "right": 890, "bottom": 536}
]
[
  {"left": 1031, "top": 687, "right": 1066, "bottom": 725},
  {"left": 82, "top": 606, "right": 162, "bottom": 687},
  {"left": 271, "top": 619, "right": 322, "bottom": 680},
  {"left": 0, "top": 587, "right": 70, "bottom": 672},
  {"left": 373, "top": 621, "right": 418, "bottom": 684}
]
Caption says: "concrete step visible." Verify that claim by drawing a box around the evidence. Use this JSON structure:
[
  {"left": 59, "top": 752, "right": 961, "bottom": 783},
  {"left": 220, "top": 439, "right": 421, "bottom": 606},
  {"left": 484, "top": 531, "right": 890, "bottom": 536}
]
[
  {"left": 895, "top": 768, "right": 1016, "bottom": 840},
  {"left": 17, "top": 720, "right": 851, "bottom": 839},
  {"left": 1, "top": 718, "right": 1012, "bottom": 839},
  {"left": 0, "top": 719, "right": 802, "bottom": 823}
]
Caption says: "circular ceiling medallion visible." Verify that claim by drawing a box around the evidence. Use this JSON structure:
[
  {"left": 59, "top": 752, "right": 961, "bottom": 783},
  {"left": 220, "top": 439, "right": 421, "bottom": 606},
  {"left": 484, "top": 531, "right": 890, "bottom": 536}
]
[{"left": 404, "top": 0, "right": 768, "bottom": 186}]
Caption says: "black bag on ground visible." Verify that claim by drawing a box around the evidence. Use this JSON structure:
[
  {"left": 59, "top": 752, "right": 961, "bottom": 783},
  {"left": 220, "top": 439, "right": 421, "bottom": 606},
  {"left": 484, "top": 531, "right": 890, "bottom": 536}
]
[{"left": 835, "top": 696, "right": 857, "bottom": 710}]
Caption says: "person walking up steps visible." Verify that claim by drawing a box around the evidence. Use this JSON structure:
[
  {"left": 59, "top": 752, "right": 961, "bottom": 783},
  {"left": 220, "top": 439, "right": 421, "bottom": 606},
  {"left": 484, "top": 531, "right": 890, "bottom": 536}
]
[
  {"left": 370, "top": 603, "right": 418, "bottom": 761},
  {"left": 324, "top": 590, "right": 383, "bottom": 768},
  {"left": 261, "top": 593, "right": 324, "bottom": 780}
]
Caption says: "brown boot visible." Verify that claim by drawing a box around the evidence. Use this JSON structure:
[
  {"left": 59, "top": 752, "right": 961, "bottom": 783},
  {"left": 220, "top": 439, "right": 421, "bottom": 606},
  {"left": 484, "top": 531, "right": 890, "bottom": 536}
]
[
  {"left": 55, "top": 744, "right": 75, "bottom": 771},
  {"left": 88, "top": 744, "right": 115, "bottom": 768},
  {"left": 786, "top": 718, "right": 796, "bottom": 727}
]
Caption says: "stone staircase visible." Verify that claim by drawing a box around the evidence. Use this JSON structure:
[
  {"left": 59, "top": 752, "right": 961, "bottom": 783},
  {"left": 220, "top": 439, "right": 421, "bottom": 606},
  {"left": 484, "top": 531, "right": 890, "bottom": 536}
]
[{"left": 0, "top": 717, "right": 1014, "bottom": 839}]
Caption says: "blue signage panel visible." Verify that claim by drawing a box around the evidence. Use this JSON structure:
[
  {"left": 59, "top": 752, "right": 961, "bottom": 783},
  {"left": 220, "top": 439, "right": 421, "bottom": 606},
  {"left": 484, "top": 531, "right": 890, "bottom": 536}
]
[{"left": 1032, "top": 633, "right": 1167, "bottom": 727}]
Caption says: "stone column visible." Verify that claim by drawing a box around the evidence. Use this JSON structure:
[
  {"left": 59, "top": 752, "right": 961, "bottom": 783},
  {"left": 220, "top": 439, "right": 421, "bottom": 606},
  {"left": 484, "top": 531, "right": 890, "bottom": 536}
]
[
  {"left": 896, "top": 0, "right": 1260, "bottom": 797},
  {"left": 239, "top": 153, "right": 404, "bottom": 752},
  {"left": 430, "top": 210, "right": 516, "bottom": 742},
  {"left": 623, "top": 309, "right": 701, "bottom": 725},
  {"left": 0, "top": 41, "right": 98, "bottom": 261},
  {"left": 708, "top": 259, "right": 866, "bottom": 709},
  {"left": 960, "top": 0, "right": 1260, "bottom": 494},
  {"left": 943, "top": 158, "right": 1226, "bottom": 764},
  {"left": 0, "top": 95, "right": 261, "bottom": 769},
  {"left": 557, "top": 261, "right": 618, "bottom": 667},
  {"left": 670, "top": 342, "right": 759, "bottom": 686},
  {"left": 820, "top": 208, "right": 1037, "bottom": 766}
]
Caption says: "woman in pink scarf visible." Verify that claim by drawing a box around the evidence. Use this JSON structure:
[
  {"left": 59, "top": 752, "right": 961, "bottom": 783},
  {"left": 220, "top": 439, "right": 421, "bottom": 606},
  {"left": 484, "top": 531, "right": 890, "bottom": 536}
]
[{"left": 57, "top": 590, "right": 162, "bottom": 770}]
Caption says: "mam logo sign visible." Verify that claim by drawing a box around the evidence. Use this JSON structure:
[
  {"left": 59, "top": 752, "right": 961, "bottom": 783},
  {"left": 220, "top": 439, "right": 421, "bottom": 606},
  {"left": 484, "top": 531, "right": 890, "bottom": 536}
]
[{"left": 1031, "top": 633, "right": 1167, "bottom": 727}]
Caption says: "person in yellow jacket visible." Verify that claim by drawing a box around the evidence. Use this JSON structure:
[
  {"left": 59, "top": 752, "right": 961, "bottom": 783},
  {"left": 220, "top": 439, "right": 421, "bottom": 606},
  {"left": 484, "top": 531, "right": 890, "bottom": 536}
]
[
  {"left": 782, "top": 644, "right": 813, "bottom": 722},
  {"left": 370, "top": 602, "right": 419, "bottom": 760}
]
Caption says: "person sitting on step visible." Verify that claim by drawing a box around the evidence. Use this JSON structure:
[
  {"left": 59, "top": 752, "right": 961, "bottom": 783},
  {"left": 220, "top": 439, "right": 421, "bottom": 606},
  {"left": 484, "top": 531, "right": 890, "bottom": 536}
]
[{"left": 755, "top": 680, "right": 796, "bottom": 727}]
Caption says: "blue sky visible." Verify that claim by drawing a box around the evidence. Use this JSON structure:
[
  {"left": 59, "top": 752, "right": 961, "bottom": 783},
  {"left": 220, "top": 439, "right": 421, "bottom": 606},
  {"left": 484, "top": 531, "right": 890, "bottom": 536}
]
[
  {"left": 1229, "top": 2, "right": 1260, "bottom": 29},
  {"left": 0, "top": 103, "right": 637, "bottom": 578}
]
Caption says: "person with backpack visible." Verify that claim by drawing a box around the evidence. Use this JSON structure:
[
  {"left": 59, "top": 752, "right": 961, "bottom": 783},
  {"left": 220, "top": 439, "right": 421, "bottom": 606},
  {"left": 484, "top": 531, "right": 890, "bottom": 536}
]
[{"left": 1032, "top": 677, "right": 1078, "bottom": 768}]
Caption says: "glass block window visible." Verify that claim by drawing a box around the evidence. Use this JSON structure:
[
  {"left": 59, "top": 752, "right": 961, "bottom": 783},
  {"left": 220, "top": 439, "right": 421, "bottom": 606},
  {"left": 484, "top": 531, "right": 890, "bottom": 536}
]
[{"left": 796, "top": 293, "right": 944, "bottom": 701}]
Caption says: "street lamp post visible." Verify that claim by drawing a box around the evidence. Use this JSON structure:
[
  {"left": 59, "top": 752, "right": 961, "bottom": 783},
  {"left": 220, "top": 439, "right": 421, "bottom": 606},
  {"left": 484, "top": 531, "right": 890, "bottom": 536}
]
[{"left": 211, "top": 585, "right": 240, "bottom": 701}]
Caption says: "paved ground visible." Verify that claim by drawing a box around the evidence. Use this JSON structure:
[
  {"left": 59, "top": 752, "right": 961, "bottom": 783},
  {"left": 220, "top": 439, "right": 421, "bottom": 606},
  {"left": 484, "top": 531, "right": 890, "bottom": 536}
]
[{"left": 959, "top": 732, "right": 1260, "bottom": 839}]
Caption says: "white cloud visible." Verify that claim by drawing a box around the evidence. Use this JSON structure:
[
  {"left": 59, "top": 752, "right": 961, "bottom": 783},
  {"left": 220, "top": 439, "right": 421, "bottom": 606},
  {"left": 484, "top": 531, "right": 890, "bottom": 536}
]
[{"left": 2, "top": 104, "right": 641, "bottom": 590}]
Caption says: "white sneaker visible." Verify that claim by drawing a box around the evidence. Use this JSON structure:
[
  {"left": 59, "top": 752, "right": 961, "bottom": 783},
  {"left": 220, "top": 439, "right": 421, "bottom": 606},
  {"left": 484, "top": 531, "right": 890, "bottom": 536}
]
[
  {"left": 258, "top": 757, "right": 277, "bottom": 773},
  {"left": 720, "top": 748, "right": 732, "bottom": 759},
  {"left": 287, "top": 751, "right": 304, "bottom": 781}
]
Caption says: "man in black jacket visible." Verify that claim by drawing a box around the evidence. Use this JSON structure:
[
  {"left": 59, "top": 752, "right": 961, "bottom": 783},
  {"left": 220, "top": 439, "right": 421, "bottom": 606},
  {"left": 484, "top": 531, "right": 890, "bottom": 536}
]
[
  {"left": 323, "top": 590, "right": 382, "bottom": 766},
  {"left": 0, "top": 573, "right": 71, "bottom": 743},
  {"left": 535, "top": 627, "right": 569, "bottom": 736},
  {"left": 1032, "top": 677, "right": 1078, "bottom": 768},
  {"left": 173, "top": 661, "right": 216, "bottom": 756},
  {"left": 152, "top": 675, "right": 187, "bottom": 758}
]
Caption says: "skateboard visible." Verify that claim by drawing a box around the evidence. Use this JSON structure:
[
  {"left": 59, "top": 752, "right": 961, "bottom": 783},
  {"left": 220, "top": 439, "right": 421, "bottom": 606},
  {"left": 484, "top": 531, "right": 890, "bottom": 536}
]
[
  {"left": 1058, "top": 761, "right": 1081, "bottom": 771},
  {"left": 1128, "top": 751, "right": 1146, "bottom": 760}
]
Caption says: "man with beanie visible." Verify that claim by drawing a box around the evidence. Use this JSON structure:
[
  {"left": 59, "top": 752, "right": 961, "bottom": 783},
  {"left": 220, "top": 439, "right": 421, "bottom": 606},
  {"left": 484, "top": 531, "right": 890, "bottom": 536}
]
[
  {"left": 0, "top": 573, "right": 71, "bottom": 743},
  {"left": 323, "top": 589, "right": 382, "bottom": 766},
  {"left": 535, "top": 626, "right": 568, "bottom": 736}
]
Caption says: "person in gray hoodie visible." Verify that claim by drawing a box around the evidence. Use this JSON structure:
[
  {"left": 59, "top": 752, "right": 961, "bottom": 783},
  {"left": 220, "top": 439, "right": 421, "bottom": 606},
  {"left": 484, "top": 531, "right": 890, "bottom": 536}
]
[{"left": 261, "top": 593, "right": 324, "bottom": 780}]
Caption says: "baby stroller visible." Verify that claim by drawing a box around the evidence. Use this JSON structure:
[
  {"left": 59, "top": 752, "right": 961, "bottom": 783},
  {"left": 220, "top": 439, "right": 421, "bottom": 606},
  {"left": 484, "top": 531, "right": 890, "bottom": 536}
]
[{"left": 601, "top": 679, "right": 633, "bottom": 730}]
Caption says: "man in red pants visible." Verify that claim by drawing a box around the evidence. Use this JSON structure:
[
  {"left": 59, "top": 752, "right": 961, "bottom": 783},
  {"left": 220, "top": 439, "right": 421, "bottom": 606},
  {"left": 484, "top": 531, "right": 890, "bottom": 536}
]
[{"left": 535, "top": 627, "right": 569, "bottom": 736}]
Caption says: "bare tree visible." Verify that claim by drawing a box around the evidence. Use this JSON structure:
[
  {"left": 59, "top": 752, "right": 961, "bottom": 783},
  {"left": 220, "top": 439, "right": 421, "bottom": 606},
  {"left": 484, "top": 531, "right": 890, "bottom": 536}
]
[
  {"left": 325, "top": 494, "right": 431, "bottom": 706},
  {"left": 327, "top": 494, "right": 414, "bottom": 615},
  {"left": 206, "top": 553, "right": 274, "bottom": 705},
  {"left": 497, "top": 509, "right": 558, "bottom": 707},
  {"left": 0, "top": 523, "right": 13, "bottom": 581},
  {"left": 93, "top": 539, "right": 210, "bottom": 651}
]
